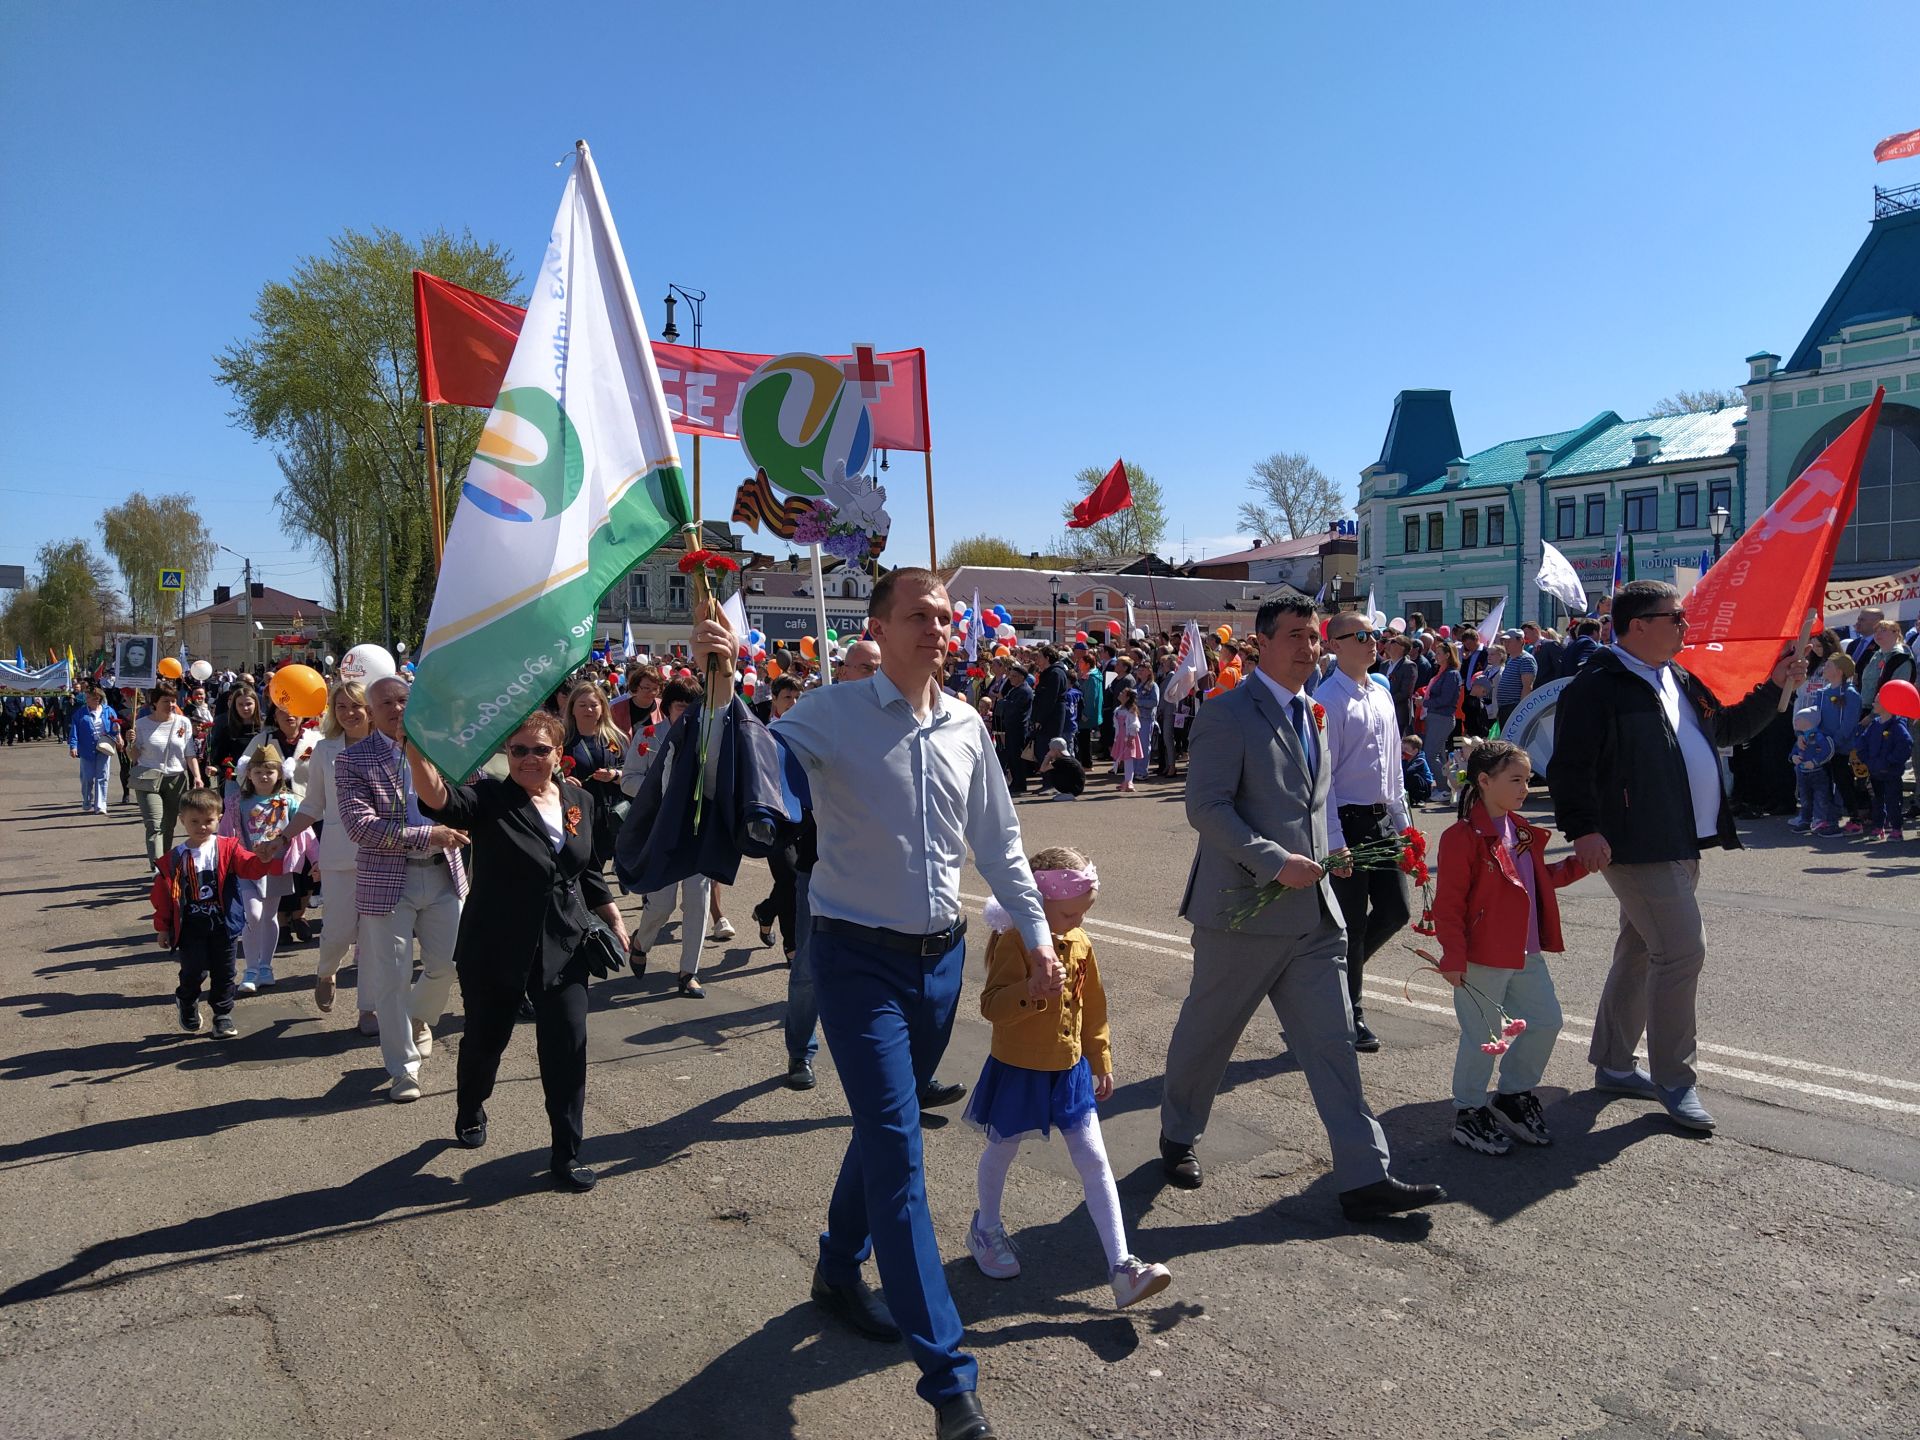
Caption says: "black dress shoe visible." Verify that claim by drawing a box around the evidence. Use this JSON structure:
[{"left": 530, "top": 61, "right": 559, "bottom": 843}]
[
  {"left": 919, "top": 1079, "right": 967, "bottom": 1109},
  {"left": 786, "top": 1056, "right": 817, "bottom": 1090},
  {"left": 1159, "top": 1135, "right": 1202, "bottom": 1189},
  {"left": 1352, "top": 1013, "right": 1382, "bottom": 1052},
  {"left": 810, "top": 1265, "right": 901, "bottom": 1342},
  {"left": 455, "top": 1109, "right": 488, "bottom": 1148},
  {"left": 935, "top": 1392, "right": 997, "bottom": 1440},
  {"left": 550, "top": 1162, "right": 597, "bottom": 1192},
  {"left": 1339, "top": 1175, "right": 1447, "bottom": 1222}
]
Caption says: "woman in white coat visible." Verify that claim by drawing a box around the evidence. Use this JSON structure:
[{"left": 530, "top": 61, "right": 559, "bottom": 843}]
[{"left": 279, "top": 682, "right": 375, "bottom": 1026}]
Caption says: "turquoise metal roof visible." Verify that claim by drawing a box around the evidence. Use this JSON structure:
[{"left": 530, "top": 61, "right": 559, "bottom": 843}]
[{"left": 1542, "top": 406, "right": 1745, "bottom": 478}]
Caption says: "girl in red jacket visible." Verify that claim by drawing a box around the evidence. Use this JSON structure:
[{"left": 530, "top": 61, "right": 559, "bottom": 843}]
[{"left": 1432, "top": 740, "right": 1587, "bottom": 1155}]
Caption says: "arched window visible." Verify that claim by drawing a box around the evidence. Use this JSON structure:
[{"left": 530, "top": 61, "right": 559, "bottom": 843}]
[{"left": 1787, "top": 400, "right": 1920, "bottom": 569}]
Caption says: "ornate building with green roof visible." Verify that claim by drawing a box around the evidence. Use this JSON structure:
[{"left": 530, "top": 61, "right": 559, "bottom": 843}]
[{"left": 1356, "top": 183, "right": 1920, "bottom": 628}]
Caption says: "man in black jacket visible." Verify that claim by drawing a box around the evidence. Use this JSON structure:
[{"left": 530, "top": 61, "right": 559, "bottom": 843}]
[
  {"left": 1561, "top": 618, "right": 1601, "bottom": 675},
  {"left": 1027, "top": 646, "right": 1071, "bottom": 757},
  {"left": 994, "top": 665, "right": 1033, "bottom": 794},
  {"left": 1548, "top": 581, "right": 1803, "bottom": 1133}
]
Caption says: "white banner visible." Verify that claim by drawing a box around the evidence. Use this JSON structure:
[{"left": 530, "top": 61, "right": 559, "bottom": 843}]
[{"left": 1825, "top": 564, "right": 1920, "bottom": 623}]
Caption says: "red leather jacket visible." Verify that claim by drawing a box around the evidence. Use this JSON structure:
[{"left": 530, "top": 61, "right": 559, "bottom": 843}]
[{"left": 1433, "top": 801, "right": 1585, "bottom": 972}]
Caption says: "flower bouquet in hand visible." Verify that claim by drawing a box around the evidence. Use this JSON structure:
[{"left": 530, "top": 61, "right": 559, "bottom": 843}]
[
  {"left": 677, "top": 533, "right": 741, "bottom": 830},
  {"left": 1407, "top": 946, "right": 1527, "bottom": 1053},
  {"left": 1228, "top": 825, "right": 1428, "bottom": 930}
]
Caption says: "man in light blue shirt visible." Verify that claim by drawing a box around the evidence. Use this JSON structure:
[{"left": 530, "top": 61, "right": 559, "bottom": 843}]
[{"left": 694, "top": 568, "right": 1059, "bottom": 1440}]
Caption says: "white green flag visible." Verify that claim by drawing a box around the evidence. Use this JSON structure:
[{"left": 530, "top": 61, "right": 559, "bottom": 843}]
[{"left": 407, "top": 142, "right": 691, "bottom": 777}]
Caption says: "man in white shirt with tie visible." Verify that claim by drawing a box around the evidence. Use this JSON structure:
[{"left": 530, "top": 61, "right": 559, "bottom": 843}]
[
  {"left": 1159, "top": 596, "right": 1443, "bottom": 1223},
  {"left": 1317, "top": 613, "right": 1413, "bottom": 1053}
]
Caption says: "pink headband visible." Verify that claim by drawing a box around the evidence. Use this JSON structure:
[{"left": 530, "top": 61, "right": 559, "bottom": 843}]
[{"left": 1033, "top": 865, "right": 1098, "bottom": 900}]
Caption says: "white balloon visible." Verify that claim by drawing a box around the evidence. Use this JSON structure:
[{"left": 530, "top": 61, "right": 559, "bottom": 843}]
[
  {"left": 339, "top": 644, "right": 397, "bottom": 685},
  {"left": 995, "top": 623, "right": 1016, "bottom": 640},
  {"left": 189, "top": 660, "right": 213, "bottom": 682},
  {"left": 1389, "top": 616, "right": 1406, "bottom": 632}
]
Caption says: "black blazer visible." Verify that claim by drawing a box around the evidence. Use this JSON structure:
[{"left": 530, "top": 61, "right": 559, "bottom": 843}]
[{"left": 421, "top": 775, "right": 613, "bottom": 994}]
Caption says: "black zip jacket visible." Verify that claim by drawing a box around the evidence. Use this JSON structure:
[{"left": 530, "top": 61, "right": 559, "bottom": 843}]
[{"left": 1548, "top": 648, "right": 1783, "bottom": 863}]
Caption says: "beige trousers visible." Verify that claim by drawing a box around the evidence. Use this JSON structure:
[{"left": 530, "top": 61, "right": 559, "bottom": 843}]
[{"left": 1591, "top": 860, "right": 1706, "bottom": 1089}]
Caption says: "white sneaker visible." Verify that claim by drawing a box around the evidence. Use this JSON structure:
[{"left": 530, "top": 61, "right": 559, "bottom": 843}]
[
  {"left": 710, "top": 918, "right": 736, "bottom": 942},
  {"left": 967, "top": 1211, "right": 1020, "bottom": 1279},
  {"left": 412, "top": 1021, "right": 433, "bottom": 1057},
  {"left": 1110, "top": 1255, "right": 1172, "bottom": 1309},
  {"left": 233, "top": 973, "right": 258, "bottom": 996},
  {"left": 390, "top": 1075, "right": 422, "bottom": 1103}
]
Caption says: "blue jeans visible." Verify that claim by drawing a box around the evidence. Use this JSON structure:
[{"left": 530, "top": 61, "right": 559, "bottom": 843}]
[
  {"left": 783, "top": 870, "right": 817, "bottom": 1063},
  {"left": 1869, "top": 774, "right": 1905, "bottom": 831},
  {"left": 1795, "top": 767, "right": 1835, "bottom": 826},
  {"left": 813, "top": 925, "right": 974, "bottom": 1407},
  {"left": 77, "top": 750, "right": 110, "bottom": 810}
]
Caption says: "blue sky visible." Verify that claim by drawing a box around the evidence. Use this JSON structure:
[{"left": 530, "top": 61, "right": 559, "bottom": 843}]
[{"left": 3, "top": 2, "right": 1916, "bottom": 615}]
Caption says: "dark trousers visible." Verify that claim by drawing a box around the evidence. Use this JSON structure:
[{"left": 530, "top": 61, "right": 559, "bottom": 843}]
[
  {"left": 753, "top": 848, "right": 799, "bottom": 953},
  {"left": 783, "top": 870, "right": 817, "bottom": 1062},
  {"left": 813, "top": 926, "right": 974, "bottom": 1408},
  {"left": 1327, "top": 809, "right": 1412, "bottom": 1013},
  {"left": 1869, "top": 775, "right": 1905, "bottom": 831},
  {"left": 999, "top": 740, "right": 1028, "bottom": 794},
  {"left": 1826, "top": 754, "right": 1865, "bottom": 821},
  {"left": 456, "top": 970, "right": 589, "bottom": 1163},
  {"left": 1075, "top": 725, "right": 1094, "bottom": 768},
  {"left": 175, "top": 928, "right": 236, "bottom": 1015}
]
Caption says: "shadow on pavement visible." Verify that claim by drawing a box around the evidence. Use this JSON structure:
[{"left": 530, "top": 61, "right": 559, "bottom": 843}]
[{"left": 0, "top": 1013, "right": 367, "bottom": 1085}]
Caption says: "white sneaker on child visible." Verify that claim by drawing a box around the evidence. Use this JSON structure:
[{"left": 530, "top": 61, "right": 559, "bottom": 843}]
[
  {"left": 1110, "top": 1256, "right": 1172, "bottom": 1308},
  {"left": 967, "top": 1211, "right": 1020, "bottom": 1279},
  {"left": 234, "top": 972, "right": 258, "bottom": 996}
]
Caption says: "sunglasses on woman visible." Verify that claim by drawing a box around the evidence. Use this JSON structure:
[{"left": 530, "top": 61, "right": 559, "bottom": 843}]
[{"left": 507, "top": 743, "right": 554, "bottom": 759}]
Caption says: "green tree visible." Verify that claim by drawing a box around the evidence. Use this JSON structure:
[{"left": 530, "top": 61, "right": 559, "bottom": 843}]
[
  {"left": 24, "top": 539, "right": 114, "bottom": 656},
  {"left": 1056, "top": 462, "right": 1167, "bottom": 562},
  {"left": 215, "top": 227, "right": 521, "bottom": 647},
  {"left": 1238, "top": 451, "right": 1346, "bottom": 540},
  {"left": 1648, "top": 388, "right": 1742, "bottom": 417},
  {"left": 939, "top": 534, "right": 1071, "bottom": 570},
  {"left": 98, "top": 492, "right": 217, "bottom": 631}
]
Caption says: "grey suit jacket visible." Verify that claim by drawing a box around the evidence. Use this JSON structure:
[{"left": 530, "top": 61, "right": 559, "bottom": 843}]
[{"left": 1179, "top": 676, "right": 1343, "bottom": 935}]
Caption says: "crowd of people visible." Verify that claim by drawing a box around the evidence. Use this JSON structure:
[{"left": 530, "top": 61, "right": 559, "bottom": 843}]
[{"left": 22, "top": 575, "right": 1914, "bottom": 1440}]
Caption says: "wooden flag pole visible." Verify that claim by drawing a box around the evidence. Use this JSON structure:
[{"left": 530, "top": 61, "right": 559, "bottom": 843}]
[
  {"left": 810, "top": 543, "right": 833, "bottom": 684},
  {"left": 1778, "top": 607, "right": 1818, "bottom": 712},
  {"left": 423, "top": 403, "right": 447, "bottom": 574},
  {"left": 924, "top": 450, "right": 938, "bottom": 569}
]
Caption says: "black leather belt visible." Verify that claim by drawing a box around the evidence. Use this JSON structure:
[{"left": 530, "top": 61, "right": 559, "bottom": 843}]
[
  {"left": 1338, "top": 803, "right": 1389, "bottom": 819},
  {"left": 814, "top": 915, "right": 967, "bottom": 957},
  {"left": 406, "top": 851, "right": 447, "bottom": 867}
]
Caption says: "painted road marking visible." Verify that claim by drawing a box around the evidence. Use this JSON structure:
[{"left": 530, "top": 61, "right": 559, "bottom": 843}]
[{"left": 959, "top": 892, "right": 1920, "bottom": 1115}]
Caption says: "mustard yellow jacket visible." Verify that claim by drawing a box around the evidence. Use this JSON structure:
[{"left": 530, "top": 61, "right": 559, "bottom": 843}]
[{"left": 979, "top": 926, "right": 1112, "bottom": 1075}]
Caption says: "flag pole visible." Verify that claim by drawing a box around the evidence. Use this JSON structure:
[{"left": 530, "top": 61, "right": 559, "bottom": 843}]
[
  {"left": 423, "top": 403, "right": 447, "bottom": 574},
  {"left": 924, "top": 450, "right": 937, "bottom": 568},
  {"left": 810, "top": 543, "right": 833, "bottom": 683},
  {"left": 1778, "top": 608, "right": 1818, "bottom": 713},
  {"left": 693, "top": 434, "right": 703, "bottom": 524}
]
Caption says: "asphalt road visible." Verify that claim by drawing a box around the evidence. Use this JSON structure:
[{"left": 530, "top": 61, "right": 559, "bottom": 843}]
[{"left": 1, "top": 738, "right": 1915, "bottom": 1440}]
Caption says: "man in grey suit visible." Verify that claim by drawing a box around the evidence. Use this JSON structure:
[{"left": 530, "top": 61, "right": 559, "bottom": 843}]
[{"left": 1159, "top": 595, "right": 1446, "bottom": 1222}]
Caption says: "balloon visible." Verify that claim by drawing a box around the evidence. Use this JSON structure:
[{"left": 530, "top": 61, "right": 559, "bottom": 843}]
[
  {"left": 996, "top": 623, "right": 1015, "bottom": 640},
  {"left": 339, "top": 644, "right": 397, "bottom": 686},
  {"left": 1075, "top": 630, "right": 1089, "bottom": 643},
  {"left": 948, "top": 640, "right": 960, "bottom": 652},
  {"left": 268, "top": 663, "right": 328, "bottom": 719},
  {"left": 993, "top": 644, "right": 1010, "bottom": 658},
  {"left": 1439, "top": 626, "right": 1452, "bottom": 638},
  {"left": 1215, "top": 625, "right": 1233, "bottom": 644},
  {"left": 188, "top": 660, "right": 213, "bottom": 683},
  {"left": 1390, "top": 616, "right": 1406, "bottom": 632},
  {"left": 800, "top": 636, "right": 817, "bottom": 660},
  {"left": 1878, "top": 679, "right": 1920, "bottom": 720},
  {"left": 766, "top": 659, "right": 782, "bottom": 679},
  {"left": 826, "top": 629, "right": 839, "bottom": 643},
  {"left": 157, "top": 657, "right": 184, "bottom": 679},
  {"left": 1107, "top": 620, "right": 1123, "bottom": 636},
  {"left": 322, "top": 654, "right": 336, "bottom": 669}
]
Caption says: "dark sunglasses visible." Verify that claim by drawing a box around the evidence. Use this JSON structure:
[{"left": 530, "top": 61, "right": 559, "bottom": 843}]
[
  {"left": 1641, "top": 611, "right": 1690, "bottom": 626},
  {"left": 507, "top": 743, "right": 555, "bottom": 759},
  {"left": 1333, "top": 628, "right": 1381, "bottom": 643}
]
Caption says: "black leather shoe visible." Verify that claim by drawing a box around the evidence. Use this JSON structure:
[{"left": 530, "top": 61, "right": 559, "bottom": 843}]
[
  {"left": 919, "top": 1079, "right": 967, "bottom": 1109},
  {"left": 935, "top": 1392, "right": 997, "bottom": 1440},
  {"left": 455, "top": 1109, "right": 488, "bottom": 1149},
  {"left": 787, "top": 1056, "right": 817, "bottom": 1090},
  {"left": 810, "top": 1265, "right": 901, "bottom": 1342},
  {"left": 1339, "top": 1175, "right": 1447, "bottom": 1222},
  {"left": 550, "top": 1162, "right": 597, "bottom": 1193},
  {"left": 1352, "top": 1012, "right": 1382, "bottom": 1052},
  {"left": 1159, "top": 1135, "right": 1202, "bottom": 1189}
]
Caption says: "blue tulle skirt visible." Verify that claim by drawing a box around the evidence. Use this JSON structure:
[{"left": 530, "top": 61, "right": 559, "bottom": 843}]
[{"left": 963, "top": 1055, "right": 1096, "bottom": 1143}]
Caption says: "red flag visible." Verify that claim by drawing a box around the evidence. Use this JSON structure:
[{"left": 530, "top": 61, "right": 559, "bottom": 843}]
[
  {"left": 1067, "top": 459, "right": 1133, "bottom": 529},
  {"left": 1681, "top": 390, "right": 1884, "bottom": 702},
  {"left": 1874, "top": 127, "right": 1920, "bottom": 163},
  {"left": 413, "top": 271, "right": 525, "bottom": 408}
]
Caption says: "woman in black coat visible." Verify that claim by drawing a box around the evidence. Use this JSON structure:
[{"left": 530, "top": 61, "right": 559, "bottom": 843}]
[{"left": 406, "top": 710, "right": 630, "bottom": 1192}]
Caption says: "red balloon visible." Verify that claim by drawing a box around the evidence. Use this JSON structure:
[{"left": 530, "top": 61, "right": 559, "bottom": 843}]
[
  {"left": 1075, "top": 631, "right": 1089, "bottom": 643},
  {"left": 1107, "top": 620, "right": 1123, "bottom": 636}
]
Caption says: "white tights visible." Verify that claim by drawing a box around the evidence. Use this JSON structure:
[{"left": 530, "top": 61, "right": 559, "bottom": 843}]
[
  {"left": 976, "top": 1116, "right": 1128, "bottom": 1269},
  {"left": 240, "top": 877, "right": 287, "bottom": 973}
]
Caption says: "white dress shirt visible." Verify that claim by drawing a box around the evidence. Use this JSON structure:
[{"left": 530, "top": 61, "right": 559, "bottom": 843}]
[
  {"left": 1317, "top": 666, "right": 1410, "bottom": 852},
  {"left": 1609, "top": 644, "right": 1723, "bottom": 841},
  {"left": 773, "top": 670, "right": 1049, "bottom": 952}
]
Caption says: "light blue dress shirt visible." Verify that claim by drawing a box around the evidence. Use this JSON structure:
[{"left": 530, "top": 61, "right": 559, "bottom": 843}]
[{"left": 773, "top": 670, "right": 1050, "bottom": 952}]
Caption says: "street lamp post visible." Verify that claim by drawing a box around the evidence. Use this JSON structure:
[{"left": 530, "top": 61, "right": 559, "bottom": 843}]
[
  {"left": 660, "top": 283, "right": 707, "bottom": 522},
  {"left": 1048, "top": 574, "right": 1062, "bottom": 643},
  {"left": 1709, "top": 505, "right": 1729, "bottom": 562}
]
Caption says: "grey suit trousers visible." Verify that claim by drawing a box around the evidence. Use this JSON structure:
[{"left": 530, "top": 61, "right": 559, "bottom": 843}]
[{"left": 1161, "top": 917, "right": 1392, "bottom": 1191}]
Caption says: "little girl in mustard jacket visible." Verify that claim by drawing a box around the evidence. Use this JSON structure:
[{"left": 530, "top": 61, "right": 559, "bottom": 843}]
[{"left": 964, "top": 845, "right": 1171, "bottom": 1309}]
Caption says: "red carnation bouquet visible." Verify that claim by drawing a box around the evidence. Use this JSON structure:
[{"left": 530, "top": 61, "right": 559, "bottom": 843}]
[
  {"left": 1230, "top": 824, "right": 1432, "bottom": 931},
  {"left": 678, "top": 535, "right": 741, "bottom": 829}
]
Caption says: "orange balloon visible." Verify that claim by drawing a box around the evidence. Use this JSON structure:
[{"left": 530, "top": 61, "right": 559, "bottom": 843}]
[
  {"left": 799, "top": 636, "right": 817, "bottom": 660},
  {"left": 1215, "top": 625, "right": 1233, "bottom": 644},
  {"left": 765, "top": 659, "right": 782, "bottom": 680},
  {"left": 157, "top": 656, "right": 184, "bottom": 679},
  {"left": 268, "top": 663, "right": 328, "bottom": 719}
]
